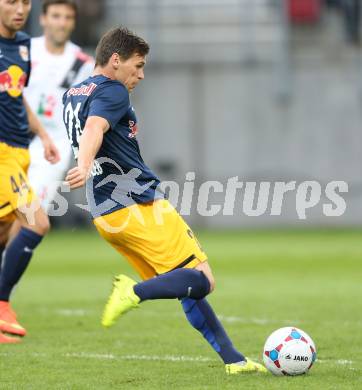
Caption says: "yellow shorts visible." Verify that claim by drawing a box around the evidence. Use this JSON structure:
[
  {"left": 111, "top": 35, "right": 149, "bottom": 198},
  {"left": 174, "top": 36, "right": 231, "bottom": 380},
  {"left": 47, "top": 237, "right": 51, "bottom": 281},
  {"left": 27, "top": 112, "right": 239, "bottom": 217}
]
[
  {"left": 0, "top": 142, "right": 37, "bottom": 221},
  {"left": 94, "top": 199, "right": 207, "bottom": 280}
]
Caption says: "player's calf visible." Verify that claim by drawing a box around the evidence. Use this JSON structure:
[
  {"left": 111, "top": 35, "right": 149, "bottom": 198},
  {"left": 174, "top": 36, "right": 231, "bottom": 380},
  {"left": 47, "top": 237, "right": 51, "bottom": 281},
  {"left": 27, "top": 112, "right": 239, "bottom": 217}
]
[
  {"left": 133, "top": 268, "right": 211, "bottom": 301},
  {"left": 0, "top": 227, "right": 44, "bottom": 302},
  {"left": 0, "top": 205, "right": 48, "bottom": 304},
  {"left": 0, "top": 222, "right": 45, "bottom": 336},
  {"left": 180, "top": 298, "right": 267, "bottom": 373},
  {"left": 181, "top": 297, "right": 245, "bottom": 364}
]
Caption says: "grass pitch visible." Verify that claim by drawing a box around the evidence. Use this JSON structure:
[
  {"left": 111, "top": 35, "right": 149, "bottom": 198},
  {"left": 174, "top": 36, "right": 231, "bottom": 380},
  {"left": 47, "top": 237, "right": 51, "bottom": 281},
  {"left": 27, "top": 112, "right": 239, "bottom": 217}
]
[{"left": 0, "top": 228, "right": 361, "bottom": 389}]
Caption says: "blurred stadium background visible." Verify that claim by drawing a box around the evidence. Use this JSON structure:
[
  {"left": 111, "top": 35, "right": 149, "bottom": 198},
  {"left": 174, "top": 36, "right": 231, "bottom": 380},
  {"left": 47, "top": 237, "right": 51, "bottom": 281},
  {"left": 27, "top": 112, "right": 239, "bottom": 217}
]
[{"left": 26, "top": 0, "right": 362, "bottom": 229}]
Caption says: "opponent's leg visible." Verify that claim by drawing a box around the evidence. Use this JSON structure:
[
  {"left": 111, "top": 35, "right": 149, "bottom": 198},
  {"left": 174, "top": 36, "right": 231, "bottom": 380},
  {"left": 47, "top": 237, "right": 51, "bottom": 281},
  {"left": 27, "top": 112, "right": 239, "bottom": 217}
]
[
  {"left": 0, "top": 204, "right": 49, "bottom": 336},
  {"left": 28, "top": 136, "right": 72, "bottom": 212}
]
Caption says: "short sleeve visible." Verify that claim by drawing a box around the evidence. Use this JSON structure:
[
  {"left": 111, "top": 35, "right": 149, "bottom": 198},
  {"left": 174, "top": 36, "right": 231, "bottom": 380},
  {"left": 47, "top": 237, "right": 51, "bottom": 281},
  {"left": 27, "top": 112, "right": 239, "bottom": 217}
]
[{"left": 88, "top": 82, "right": 129, "bottom": 130}]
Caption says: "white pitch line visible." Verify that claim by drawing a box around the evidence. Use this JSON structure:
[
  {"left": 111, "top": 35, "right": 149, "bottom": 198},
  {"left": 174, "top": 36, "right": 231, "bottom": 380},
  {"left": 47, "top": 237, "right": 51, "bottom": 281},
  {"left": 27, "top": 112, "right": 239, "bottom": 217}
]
[
  {"left": 218, "top": 315, "right": 301, "bottom": 326},
  {"left": 56, "top": 309, "right": 89, "bottom": 317},
  {"left": 141, "top": 310, "right": 302, "bottom": 326},
  {"left": 0, "top": 352, "right": 359, "bottom": 371},
  {"left": 0, "top": 351, "right": 215, "bottom": 363},
  {"left": 118, "top": 354, "right": 215, "bottom": 362},
  {"left": 65, "top": 352, "right": 216, "bottom": 363},
  {"left": 336, "top": 359, "right": 354, "bottom": 365},
  {"left": 65, "top": 352, "right": 116, "bottom": 360},
  {"left": 64, "top": 354, "right": 359, "bottom": 367},
  {"left": 316, "top": 359, "right": 355, "bottom": 365},
  {"left": 64, "top": 354, "right": 360, "bottom": 371}
]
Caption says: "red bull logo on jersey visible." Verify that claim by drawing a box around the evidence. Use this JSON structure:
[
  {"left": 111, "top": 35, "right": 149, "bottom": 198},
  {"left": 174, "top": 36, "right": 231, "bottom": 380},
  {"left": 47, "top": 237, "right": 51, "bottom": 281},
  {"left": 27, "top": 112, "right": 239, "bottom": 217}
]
[
  {"left": 128, "top": 120, "right": 138, "bottom": 138},
  {"left": 0, "top": 65, "right": 27, "bottom": 98}
]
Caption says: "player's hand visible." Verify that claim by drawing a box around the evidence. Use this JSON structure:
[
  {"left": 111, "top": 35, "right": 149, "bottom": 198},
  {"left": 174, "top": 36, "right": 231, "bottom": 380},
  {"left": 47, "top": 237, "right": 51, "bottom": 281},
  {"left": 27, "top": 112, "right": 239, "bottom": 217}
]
[
  {"left": 65, "top": 166, "right": 90, "bottom": 189},
  {"left": 42, "top": 136, "right": 60, "bottom": 164}
]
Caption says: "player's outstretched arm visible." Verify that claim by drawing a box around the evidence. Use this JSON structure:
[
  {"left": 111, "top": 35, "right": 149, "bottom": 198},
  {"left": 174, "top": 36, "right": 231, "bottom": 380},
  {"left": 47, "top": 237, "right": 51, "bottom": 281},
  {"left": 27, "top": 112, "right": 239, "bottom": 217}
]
[
  {"left": 23, "top": 97, "right": 60, "bottom": 164},
  {"left": 65, "top": 116, "right": 110, "bottom": 189}
]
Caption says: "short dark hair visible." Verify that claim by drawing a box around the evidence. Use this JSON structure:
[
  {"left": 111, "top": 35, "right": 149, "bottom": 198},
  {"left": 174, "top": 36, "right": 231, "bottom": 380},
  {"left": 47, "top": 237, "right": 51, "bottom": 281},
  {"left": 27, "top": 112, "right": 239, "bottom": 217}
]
[
  {"left": 95, "top": 27, "right": 149, "bottom": 67},
  {"left": 42, "top": 0, "right": 78, "bottom": 15}
]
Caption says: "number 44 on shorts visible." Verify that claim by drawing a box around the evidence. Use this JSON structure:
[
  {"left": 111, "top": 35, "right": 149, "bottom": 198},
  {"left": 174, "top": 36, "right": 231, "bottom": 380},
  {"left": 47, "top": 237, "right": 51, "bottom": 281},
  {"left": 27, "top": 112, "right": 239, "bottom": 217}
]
[{"left": 10, "top": 172, "right": 29, "bottom": 195}]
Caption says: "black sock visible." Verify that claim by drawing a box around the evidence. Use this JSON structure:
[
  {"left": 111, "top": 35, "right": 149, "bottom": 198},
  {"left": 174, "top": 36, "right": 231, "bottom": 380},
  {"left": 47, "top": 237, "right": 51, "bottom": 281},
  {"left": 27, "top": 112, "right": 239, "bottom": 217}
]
[{"left": 134, "top": 268, "right": 210, "bottom": 301}]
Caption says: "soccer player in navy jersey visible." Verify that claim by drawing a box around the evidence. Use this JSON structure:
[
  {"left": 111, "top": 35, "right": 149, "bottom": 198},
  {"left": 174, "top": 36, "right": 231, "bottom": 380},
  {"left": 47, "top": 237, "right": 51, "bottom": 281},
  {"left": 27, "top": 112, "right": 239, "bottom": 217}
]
[
  {"left": 0, "top": 0, "right": 60, "bottom": 343},
  {"left": 63, "top": 27, "right": 266, "bottom": 374}
]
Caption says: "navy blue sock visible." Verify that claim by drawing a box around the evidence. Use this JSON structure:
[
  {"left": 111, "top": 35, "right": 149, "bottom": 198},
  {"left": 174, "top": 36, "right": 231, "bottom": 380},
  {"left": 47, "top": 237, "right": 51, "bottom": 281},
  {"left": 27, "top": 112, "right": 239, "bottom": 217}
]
[
  {"left": 181, "top": 297, "right": 245, "bottom": 364},
  {"left": 134, "top": 268, "right": 210, "bottom": 301},
  {"left": 0, "top": 228, "right": 43, "bottom": 301}
]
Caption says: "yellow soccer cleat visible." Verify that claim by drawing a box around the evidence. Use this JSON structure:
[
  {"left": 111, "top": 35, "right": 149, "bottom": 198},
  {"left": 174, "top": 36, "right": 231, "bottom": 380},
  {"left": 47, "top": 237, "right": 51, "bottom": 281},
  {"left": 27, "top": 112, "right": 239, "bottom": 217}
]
[
  {"left": 102, "top": 274, "right": 140, "bottom": 328},
  {"left": 225, "top": 358, "right": 268, "bottom": 374}
]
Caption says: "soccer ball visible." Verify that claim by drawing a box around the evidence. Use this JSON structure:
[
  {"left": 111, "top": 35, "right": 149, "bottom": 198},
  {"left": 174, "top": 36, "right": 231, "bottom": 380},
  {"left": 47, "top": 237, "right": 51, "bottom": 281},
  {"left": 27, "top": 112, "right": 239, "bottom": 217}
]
[{"left": 263, "top": 327, "right": 317, "bottom": 376}]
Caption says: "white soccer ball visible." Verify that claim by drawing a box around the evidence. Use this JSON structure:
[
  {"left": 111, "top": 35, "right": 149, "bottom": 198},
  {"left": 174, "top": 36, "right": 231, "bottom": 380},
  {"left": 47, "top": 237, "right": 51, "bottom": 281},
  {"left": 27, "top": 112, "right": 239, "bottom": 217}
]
[{"left": 263, "top": 327, "right": 317, "bottom": 376}]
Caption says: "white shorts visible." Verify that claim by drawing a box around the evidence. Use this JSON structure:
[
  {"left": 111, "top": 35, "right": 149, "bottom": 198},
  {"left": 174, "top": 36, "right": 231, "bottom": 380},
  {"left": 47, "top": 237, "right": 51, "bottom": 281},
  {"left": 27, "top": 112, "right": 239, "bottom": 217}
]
[{"left": 28, "top": 136, "right": 73, "bottom": 212}]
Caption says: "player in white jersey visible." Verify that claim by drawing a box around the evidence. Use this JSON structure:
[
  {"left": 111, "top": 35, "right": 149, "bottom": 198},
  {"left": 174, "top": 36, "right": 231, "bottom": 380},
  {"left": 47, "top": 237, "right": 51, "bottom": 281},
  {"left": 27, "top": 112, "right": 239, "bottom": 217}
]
[{"left": 24, "top": 0, "right": 94, "bottom": 210}]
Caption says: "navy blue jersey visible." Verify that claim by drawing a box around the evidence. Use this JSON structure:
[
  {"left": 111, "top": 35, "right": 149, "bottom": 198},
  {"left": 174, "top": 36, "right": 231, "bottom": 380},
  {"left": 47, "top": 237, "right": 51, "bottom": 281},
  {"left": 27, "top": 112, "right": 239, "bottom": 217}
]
[
  {"left": 63, "top": 75, "right": 163, "bottom": 217},
  {"left": 0, "top": 32, "right": 31, "bottom": 148}
]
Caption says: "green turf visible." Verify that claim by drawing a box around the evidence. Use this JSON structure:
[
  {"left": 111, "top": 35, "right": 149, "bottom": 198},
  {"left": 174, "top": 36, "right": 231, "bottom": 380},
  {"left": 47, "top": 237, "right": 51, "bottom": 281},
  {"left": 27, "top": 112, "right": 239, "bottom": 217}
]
[{"left": 0, "top": 229, "right": 361, "bottom": 389}]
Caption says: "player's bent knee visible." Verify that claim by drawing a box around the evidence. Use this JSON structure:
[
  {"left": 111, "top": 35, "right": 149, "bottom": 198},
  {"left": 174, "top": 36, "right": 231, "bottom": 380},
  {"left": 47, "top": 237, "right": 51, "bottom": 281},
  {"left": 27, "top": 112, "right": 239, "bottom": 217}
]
[
  {"left": 184, "top": 269, "right": 211, "bottom": 300},
  {"left": 24, "top": 213, "right": 51, "bottom": 236},
  {"left": 35, "top": 208, "right": 51, "bottom": 235},
  {"left": 36, "top": 218, "right": 51, "bottom": 236},
  {"left": 208, "top": 276, "right": 215, "bottom": 294},
  {"left": 195, "top": 261, "right": 215, "bottom": 295}
]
